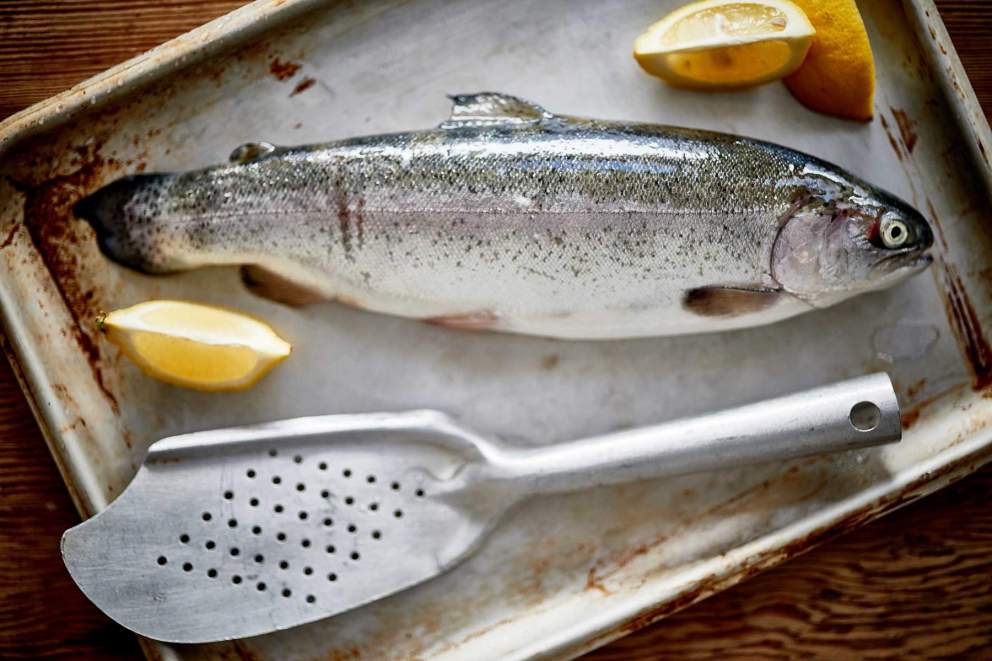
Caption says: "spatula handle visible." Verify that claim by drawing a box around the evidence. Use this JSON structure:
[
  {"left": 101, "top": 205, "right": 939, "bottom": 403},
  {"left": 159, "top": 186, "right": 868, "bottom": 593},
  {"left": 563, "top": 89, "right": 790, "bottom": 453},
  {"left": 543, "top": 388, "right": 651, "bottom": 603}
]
[{"left": 487, "top": 373, "right": 901, "bottom": 494}]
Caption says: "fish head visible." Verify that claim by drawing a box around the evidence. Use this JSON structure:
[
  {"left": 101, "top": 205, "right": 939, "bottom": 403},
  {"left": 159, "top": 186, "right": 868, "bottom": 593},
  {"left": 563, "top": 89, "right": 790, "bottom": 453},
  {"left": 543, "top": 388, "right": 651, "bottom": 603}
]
[
  {"left": 74, "top": 173, "right": 182, "bottom": 273},
  {"left": 772, "top": 169, "right": 933, "bottom": 308}
]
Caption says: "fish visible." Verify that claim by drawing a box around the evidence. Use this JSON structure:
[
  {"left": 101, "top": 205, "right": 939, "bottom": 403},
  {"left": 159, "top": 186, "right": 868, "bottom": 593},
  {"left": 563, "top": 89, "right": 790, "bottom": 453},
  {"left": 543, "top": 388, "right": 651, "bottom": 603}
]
[{"left": 75, "top": 92, "right": 933, "bottom": 339}]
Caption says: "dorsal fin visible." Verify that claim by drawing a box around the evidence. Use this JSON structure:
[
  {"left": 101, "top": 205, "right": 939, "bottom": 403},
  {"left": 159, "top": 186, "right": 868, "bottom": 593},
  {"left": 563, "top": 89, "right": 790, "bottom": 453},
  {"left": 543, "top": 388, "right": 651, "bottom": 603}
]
[{"left": 440, "top": 92, "right": 552, "bottom": 129}]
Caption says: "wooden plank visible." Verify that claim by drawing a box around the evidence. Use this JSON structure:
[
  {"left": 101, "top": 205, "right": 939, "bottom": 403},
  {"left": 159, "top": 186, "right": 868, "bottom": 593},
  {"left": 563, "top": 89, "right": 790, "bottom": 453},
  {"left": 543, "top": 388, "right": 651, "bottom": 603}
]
[
  {"left": 0, "top": 5, "right": 249, "bottom": 658},
  {"left": 0, "top": 353, "right": 142, "bottom": 659},
  {"left": 0, "top": 1, "right": 989, "bottom": 659},
  {"left": 0, "top": 0, "right": 245, "bottom": 120}
]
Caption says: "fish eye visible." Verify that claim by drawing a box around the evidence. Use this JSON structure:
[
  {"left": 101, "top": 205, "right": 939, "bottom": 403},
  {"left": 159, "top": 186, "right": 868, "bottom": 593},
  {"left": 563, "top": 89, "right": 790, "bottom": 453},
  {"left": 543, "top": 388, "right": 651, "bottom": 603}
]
[{"left": 880, "top": 217, "right": 912, "bottom": 249}]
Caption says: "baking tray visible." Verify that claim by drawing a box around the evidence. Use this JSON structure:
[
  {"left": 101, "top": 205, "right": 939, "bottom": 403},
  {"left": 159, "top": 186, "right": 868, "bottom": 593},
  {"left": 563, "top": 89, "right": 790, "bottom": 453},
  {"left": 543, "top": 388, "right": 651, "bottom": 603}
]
[{"left": 1, "top": 1, "right": 990, "bottom": 658}]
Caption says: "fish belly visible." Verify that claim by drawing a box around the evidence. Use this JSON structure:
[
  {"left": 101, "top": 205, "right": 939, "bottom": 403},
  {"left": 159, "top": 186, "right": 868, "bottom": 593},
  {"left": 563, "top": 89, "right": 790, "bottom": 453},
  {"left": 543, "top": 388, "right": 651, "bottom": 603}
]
[{"left": 248, "top": 206, "right": 802, "bottom": 339}]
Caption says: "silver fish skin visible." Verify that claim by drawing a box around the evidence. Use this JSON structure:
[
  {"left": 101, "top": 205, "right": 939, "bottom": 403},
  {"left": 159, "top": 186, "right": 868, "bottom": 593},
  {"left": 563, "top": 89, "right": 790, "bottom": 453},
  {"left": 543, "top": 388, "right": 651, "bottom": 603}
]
[{"left": 76, "top": 93, "right": 933, "bottom": 339}]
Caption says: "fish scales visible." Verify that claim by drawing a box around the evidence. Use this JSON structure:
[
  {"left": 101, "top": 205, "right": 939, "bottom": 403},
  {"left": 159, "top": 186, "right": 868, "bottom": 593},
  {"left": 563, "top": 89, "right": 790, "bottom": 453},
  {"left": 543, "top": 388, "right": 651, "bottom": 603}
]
[{"left": 76, "top": 93, "right": 933, "bottom": 339}]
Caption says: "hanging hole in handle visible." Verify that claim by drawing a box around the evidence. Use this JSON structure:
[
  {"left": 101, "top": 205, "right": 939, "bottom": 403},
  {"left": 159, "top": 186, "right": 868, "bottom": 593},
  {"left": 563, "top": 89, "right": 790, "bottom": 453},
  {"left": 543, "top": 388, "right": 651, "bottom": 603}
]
[{"left": 850, "top": 401, "right": 881, "bottom": 432}]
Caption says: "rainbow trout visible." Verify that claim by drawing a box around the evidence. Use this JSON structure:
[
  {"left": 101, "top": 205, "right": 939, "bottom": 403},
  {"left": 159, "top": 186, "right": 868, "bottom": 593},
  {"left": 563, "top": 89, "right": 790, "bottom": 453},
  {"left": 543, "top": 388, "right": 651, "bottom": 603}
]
[{"left": 76, "top": 93, "right": 932, "bottom": 339}]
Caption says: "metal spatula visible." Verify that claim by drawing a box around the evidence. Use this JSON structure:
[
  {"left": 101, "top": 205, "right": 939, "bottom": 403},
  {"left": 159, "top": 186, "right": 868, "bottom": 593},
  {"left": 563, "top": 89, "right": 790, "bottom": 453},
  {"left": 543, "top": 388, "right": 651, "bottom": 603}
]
[{"left": 62, "top": 372, "right": 900, "bottom": 643}]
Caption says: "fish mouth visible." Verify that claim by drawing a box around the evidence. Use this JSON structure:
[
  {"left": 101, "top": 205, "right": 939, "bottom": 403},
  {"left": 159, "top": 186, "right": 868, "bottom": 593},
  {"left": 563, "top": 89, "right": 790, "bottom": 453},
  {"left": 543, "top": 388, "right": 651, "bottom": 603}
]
[
  {"left": 873, "top": 250, "right": 933, "bottom": 275},
  {"left": 867, "top": 251, "right": 933, "bottom": 292}
]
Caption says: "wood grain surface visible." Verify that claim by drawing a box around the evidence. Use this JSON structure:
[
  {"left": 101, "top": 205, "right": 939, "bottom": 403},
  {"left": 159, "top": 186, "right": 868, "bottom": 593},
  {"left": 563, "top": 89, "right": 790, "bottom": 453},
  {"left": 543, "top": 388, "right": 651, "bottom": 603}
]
[{"left": 0, "top": 2, "right": 990, "bottom": 659}]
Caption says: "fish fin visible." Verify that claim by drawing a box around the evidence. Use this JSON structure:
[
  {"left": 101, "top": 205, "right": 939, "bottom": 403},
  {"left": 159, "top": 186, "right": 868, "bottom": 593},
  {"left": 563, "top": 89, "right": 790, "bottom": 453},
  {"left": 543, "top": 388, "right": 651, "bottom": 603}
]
[
  {"left": 229, "top": 142, "right": 277, "bottom": 164},
  {"left": 682, "top": 285, "right": 785, "bottom": 318},
  {"left": 424, "top": 311, "right": 500, "bottom": 331},
  {"left": 440, "top": 92, "right": 552, "bottom": 129},
  {"left": 240, "top": 265, "right": 327, "bottom": 307}
]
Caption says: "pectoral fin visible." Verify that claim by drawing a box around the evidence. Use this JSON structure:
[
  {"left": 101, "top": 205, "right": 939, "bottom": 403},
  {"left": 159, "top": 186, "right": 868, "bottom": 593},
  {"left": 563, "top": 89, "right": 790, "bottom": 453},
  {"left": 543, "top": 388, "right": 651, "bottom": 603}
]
[
  {"left": 682, "top": 285, "right": 785, "bottom": 318},
  {"left": 240, "top": 265, "right": 327, "bottom": 307}
]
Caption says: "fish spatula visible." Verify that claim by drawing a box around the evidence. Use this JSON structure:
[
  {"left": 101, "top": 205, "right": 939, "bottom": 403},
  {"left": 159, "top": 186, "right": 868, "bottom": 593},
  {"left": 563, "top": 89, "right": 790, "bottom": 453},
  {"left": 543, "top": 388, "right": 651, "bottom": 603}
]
[{"left": 62, "top": 372, "right": 900, "bottom": 643}]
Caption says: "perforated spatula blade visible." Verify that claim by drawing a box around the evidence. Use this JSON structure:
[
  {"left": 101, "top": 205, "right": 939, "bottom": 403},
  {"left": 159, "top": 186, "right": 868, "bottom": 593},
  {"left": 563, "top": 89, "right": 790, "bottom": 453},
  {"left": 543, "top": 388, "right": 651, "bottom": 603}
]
[{"left": 62, "top": 373, "right": 900, "bottom": 643}]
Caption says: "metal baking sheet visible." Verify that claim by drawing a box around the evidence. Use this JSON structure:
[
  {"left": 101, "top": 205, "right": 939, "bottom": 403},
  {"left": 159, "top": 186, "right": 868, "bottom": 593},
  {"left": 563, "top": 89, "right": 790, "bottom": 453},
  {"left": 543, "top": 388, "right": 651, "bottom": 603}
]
[{"left": 1, "top": 0, "right": 991, "bottom": 658}]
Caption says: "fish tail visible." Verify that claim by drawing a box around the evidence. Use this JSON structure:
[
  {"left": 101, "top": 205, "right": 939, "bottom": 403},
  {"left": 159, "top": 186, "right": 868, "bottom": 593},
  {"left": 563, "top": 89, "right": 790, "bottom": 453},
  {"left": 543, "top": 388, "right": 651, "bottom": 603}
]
[{"left": 75, "top": 173, "right": 188, "bottom": 274}]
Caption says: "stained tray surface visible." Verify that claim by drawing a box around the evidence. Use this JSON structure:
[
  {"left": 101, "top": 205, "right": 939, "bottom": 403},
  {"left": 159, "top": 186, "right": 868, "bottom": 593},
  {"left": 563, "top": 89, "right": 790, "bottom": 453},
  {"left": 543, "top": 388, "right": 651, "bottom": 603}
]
[{"left": 1, "top": 1, "right": 991, "bottom": 659}]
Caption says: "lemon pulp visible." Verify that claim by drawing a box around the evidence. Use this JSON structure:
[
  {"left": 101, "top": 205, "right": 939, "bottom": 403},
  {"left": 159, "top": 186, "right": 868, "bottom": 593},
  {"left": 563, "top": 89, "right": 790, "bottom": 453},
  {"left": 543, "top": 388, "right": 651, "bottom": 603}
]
[
  {"left": 102, "top": 300, "right": 291, "bottom": 392},
  {"left": 634, "top": 0, "right": 815, "bottom": 89}
]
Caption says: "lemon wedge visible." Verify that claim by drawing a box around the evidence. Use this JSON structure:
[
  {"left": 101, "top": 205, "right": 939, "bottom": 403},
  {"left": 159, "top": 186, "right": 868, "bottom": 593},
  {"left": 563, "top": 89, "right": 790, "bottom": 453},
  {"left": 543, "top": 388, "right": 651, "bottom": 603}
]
[
  {"left": 101, "top": 300, "right": 291, "bottom": 392},
  {"left": 634, "top": 0, "right": 815, "bottom": 89},
  {"left": 783, "top": 0, "right": 875, "bottom": 120}
]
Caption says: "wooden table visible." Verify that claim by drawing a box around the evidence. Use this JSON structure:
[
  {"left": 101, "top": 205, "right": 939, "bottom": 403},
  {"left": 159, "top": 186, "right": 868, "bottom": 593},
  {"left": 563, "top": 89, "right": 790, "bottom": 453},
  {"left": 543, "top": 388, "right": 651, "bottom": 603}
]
[{"left": 1, "top": 2, "right": 990, "bottom": 658}]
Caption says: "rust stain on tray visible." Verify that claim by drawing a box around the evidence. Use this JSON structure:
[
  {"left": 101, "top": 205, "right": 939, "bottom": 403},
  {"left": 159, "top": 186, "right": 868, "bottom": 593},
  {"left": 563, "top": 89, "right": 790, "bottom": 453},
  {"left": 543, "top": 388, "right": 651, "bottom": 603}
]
[
  {"left": 8, "top": 142, "right": 120, "bottom": 411},
  {"left": 905, "top": 378, "right": 927, "bottom": 400},
  {"left": 901, "top": 383, "right": 967, "bottom": 430},
  {"left": 291, "top": 77, "right": 316, "bottom": 96},
  {"left": 0, "top": 225, "right": 18, "bottom": 248},
  {"left": 597, "top": 450, "right": 985, "bottom": 648},
  {"left": 924, "top": 198, "right": 949, "bottom": 251},
  {"left": 323, "top": 649, "right": 362, "bottom": 661},
  {"left": 890, "top": 107, "right": 918, "bottom": 153},
  {"left": 579, "top": 467, "right": 828, "bottom": 602},
  {"left": 585, "top": 566, "right": 609, "bottom": 595},
  {"left": 269, "top": 56, "right": 301, "bottom": 81},
  {"left": 938, "top": 260, "right": 992, "bottom": 390},
  {"left": 879, "top": 115, "right": 904, "bottom": 161},
  {"left": 900, "top": 404, "right": 921, "bottom": 431}
]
